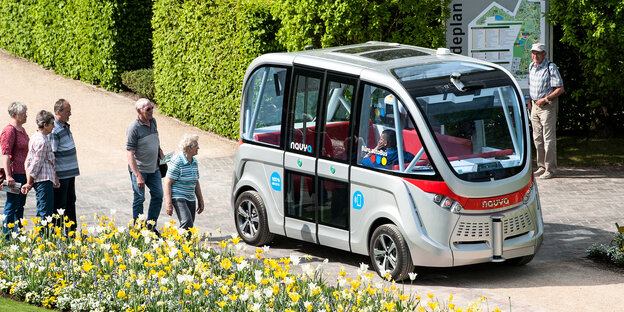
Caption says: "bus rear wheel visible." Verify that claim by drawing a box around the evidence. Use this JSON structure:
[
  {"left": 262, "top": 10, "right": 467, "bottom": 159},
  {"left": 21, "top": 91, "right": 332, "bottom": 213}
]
[
  {"left": 235, "top": 190, "right": 274, "bottom": 246},
  {"left": 369, "top": 224, "right": 414, "bottom": 281}
]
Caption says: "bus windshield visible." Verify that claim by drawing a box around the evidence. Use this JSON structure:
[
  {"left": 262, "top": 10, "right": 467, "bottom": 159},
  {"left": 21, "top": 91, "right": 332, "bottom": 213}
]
[{"left": 394, "top": 62, "right": 526, "bottom": 181}]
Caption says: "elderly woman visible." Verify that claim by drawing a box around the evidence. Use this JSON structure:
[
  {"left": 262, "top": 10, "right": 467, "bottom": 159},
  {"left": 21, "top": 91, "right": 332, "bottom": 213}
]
[
  {"left": 164, "top": 134, "right": 204, "bottom": 230},
  {"left": 21, "top": 110, "right": 59, "bottom": 221},
  {"left": 1, "top": 102, "right": 30, "bottom": 234}
]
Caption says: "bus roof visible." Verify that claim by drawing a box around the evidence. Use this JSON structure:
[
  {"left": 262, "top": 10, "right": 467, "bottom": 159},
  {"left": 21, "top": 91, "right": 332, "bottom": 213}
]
[{"left": 251, "top": 42, "right": 483, "bottom": 75}]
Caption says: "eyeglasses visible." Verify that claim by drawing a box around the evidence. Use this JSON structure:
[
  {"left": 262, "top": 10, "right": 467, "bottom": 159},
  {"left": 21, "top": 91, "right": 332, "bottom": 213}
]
[{"left": 144, "top": 106, "right": 153, "bottom": 112}]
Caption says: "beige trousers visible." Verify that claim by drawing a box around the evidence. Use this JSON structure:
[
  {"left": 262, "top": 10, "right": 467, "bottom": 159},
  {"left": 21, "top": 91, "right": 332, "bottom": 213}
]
[{"left": 530, "top": 98, "right": 558, "bottom": 173}]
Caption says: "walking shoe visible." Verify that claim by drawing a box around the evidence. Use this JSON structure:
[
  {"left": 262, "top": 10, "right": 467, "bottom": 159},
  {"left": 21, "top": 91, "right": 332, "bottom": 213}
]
[
  {"left": 539, "top": 171, "right": 554, "bottom": 179},
  {"left": 534, "top": 167, "right": 546, "bottom": 177}
]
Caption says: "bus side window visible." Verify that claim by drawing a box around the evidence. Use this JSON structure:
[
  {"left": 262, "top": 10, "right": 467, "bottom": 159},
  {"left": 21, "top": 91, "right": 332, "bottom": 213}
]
[
  {"left": 241, "top": 67, "right": 287, "bottom": 146},
  {"left": 357, "top": 84, "right": 433, "bottom": 175}
]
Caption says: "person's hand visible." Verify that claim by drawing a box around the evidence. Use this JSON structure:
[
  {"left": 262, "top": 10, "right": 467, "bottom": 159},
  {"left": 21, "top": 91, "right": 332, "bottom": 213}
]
[
  {"left": 6, "top": 176, "right": 15, "bottom": 188},
  {"left": 20, "top": 183, "right": 32, "bottom": 194},
  {"left": 196, "top": 201, "right": 204, "bottom": 214},
  {"left": 375, "top": 138, "right": 387, "bottom": 150},
  {"left": 136, "top": 174, "right": 145, "bottom": 189},
  {"left": 53, "top": 178, "right": 60, "bottom": 189},
  {"left": 166, "top": 201, "right": 173, "bottom": 216},
  {"left": 536, "top": 98, "right": 547, "bottom": 107}
]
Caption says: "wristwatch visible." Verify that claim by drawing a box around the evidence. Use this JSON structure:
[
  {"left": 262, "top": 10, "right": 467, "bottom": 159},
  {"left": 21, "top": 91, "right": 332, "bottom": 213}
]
[{"left": 544, "top": 97, "right": 552, "bottom": 104}]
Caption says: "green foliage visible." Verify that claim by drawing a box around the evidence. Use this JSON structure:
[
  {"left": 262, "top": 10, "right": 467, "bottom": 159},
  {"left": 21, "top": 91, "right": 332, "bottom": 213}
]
[
  {"left": 549, "top": 0, "right": 624, "bottom": 133},
  {"left": 0, "top": 297, "right": 52, "bottom": 312},
  {"left": 587, "top": 223, "right": 624, "bottom": 267},
  {"left": 0, "top": 0, "right": 152, "bottom": 90},
  {"left": 122, "top": 68, "right": 155, "bottom": 100},
  {"left": 152, "top": 0, "right": 283, "bottom": 139},
  {"left": 272, "top": 0, "right": 452, "bottom": 51}
]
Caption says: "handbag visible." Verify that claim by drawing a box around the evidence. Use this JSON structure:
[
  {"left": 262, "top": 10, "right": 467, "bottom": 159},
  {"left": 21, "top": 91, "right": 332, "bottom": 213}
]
[
  {"left": 158, "top": 155, "right": 168, "bottom": 178},
  {"left": 0, "top": 125, "right": 18, "bottom": 185}
]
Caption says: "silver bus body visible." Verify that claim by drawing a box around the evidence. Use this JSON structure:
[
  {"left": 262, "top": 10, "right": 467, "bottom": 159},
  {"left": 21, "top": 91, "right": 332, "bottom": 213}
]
[{"left": 232, "top": 42, "right": 543, "bottom": 280}]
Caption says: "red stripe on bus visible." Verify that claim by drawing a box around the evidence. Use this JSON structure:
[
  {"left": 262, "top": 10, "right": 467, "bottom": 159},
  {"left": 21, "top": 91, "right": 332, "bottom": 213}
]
[{"left": 403, "top": 177, "right": 532, "bottom": 210}]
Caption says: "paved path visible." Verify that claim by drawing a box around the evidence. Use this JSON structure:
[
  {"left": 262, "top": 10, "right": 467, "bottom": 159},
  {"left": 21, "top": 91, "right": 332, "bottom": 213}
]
[{"left": 1, "top": 49, "right": 624, "bottom": 311}]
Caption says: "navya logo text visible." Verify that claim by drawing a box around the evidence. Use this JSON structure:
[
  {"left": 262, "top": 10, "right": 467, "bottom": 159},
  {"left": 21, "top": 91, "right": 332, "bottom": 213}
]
[
  {"left": 290, "top": 142, "right": 312, "bottom": 153},
  {"left": 482, "top": 198, "right": 510, "bottom": 209}
]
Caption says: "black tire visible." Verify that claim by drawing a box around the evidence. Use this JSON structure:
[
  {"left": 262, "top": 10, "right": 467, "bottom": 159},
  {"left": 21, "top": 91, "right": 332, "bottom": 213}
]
[
  {"left": 505, "top": 254, "right": 534, "bottom": 266},
  {"left": 234, "top": 190, "right": 274, "bottom": 246},
  {"left": 369, "top": 224, "right": 414, "bottom": 281}
]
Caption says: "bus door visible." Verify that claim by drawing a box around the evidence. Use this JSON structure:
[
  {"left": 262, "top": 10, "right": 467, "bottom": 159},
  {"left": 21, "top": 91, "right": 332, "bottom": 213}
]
[
  {"left": 316, "top": 74, "right": 357, "bottom": 250},
  {"left": 284, "top": 68, "right": 324, "bottom": 243},
  {"left": 284, "top": 69, "right": 357, "bottom": 250}
]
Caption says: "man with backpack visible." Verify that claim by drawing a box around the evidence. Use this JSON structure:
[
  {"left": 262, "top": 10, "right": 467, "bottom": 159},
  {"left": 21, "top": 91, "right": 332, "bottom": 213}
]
[{"left": 528, "top": 43, "right": 565, "bottom": 179}]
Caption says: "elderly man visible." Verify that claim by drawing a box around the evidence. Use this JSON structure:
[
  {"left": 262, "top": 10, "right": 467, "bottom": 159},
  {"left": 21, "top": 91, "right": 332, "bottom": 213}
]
[
  {"left": 126, "top": 98, "right": 164, "bottom": 231},
  {"left": 528, "top": 43, "right": 565, "bottom": 179},
  {"left": 49, "top": 99, "right": 80, "bottom": 232}
]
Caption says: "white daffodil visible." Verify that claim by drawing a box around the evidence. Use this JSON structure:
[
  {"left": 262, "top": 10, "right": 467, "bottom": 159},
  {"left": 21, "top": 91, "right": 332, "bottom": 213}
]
[{"left": 289, "top": 254, "right": 301, "bottom": 266}]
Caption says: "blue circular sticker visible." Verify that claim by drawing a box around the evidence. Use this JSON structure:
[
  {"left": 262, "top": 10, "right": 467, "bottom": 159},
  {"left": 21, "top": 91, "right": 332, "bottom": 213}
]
[
  {"left": 353, "top": 191, "right": 364, "bottom": 210},
  {"left": 270, "top": 172, "right": 281, "bottom": 191}
]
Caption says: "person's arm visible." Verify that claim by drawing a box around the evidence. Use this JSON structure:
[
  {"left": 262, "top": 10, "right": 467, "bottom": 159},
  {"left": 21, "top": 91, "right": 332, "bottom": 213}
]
[
  {"left": 20, "top": 171, "right": 34, "bottom": 194},
  {"left": 164, "top": 176, "right": 174, "bottom": 216},
  {"left": 195, "top": 180, "right": 204, "bottom": 214},
  {"left": 27, "top": 138, "right": 44, "bottom": 181},
  {"left": 127, "top": 150, "right": 145, "bottom": 189},
  {"left": 534, "top": 86, "right": 565, "bottom": 108},
  {"left": 2, "top": 154, "right": 14, "bottom": 187}
]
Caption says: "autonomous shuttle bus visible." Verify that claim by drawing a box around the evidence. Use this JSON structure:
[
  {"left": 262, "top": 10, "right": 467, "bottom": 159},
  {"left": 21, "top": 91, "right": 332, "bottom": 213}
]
[{"left": 232, "top": 42, "right": 543, "bottom": 280}]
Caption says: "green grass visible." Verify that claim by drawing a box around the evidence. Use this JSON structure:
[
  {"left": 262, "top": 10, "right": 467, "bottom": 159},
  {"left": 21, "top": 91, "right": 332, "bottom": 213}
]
[
  {"left": 0, "top": 296, "right": 52, "bottom": 311},
  {"left": 557, "top": 136, "right": 624, "bottom": 167}
]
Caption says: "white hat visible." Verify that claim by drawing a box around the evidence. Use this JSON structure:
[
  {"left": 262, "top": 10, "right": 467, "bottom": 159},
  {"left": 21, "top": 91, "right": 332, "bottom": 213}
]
[{"left": 531, "top": 43, "right": 546, "bottom": 52}]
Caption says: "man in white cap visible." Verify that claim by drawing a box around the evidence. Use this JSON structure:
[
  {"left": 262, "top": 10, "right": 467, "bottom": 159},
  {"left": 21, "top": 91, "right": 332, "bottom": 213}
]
[{"left": 528, "top": 43, "right": 565, "bottom": 179}]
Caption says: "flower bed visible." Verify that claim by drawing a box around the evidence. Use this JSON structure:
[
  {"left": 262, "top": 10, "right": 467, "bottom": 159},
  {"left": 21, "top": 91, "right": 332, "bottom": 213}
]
[{"left": 0, "top": 214, "right": 499, "bottom": 311}]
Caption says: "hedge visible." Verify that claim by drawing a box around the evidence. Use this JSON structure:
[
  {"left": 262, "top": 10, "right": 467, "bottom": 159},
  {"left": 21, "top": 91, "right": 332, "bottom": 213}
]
[
  {"left": 153, "top": 0, "right": 451, "bottom": 139},
  {"left": 273, "top": 0, "right": 452, "bottom": 51},
  {"left": 0, "top": 0, "right": 152, "bottom": 90},
  {"left": 121, "top": 68, "right": 155, "bottom": 100},
  {"left": 549, "top": 0, "right": 624, "bottom": 134},
  {"left": 152, "top": 0, "right": 283, "bottom": 139}
]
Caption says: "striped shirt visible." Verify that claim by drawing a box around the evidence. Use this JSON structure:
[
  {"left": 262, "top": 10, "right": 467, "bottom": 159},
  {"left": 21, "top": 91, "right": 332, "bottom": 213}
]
[
  {"left": 166, "top": 153, "right": 199, "bottom": 201},
  {"left": 25, "top": 132, "right": 56, "bottom": 183},
  {"left": 49, "top": 119, "right": 80, "bottom": 179},
  {"left": 528, "top": 59, "right": 563, "bottom": 100}
]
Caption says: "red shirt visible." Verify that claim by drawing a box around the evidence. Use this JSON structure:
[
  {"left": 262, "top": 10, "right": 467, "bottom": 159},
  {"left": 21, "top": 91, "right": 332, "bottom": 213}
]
[{"left": 1, "top": 124, "right": 30, "bottom": 174}]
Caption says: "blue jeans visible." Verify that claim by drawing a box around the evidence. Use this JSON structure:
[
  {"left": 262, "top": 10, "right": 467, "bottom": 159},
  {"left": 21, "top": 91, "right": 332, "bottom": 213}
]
[
  {"left": 172, "top": 198, "right": 196, "bottom": 230},
  {"left": 3, "top": 174, "right": 27, "bottom": 235},
  {"left": 34, "top": 180, "right": 54, "bottom": 221},
  {"left": 54, "top": 177, "right": 77, "bottom": 232},
  {"left": 130, "top": 169, "right": 163, "bottom": 229}
]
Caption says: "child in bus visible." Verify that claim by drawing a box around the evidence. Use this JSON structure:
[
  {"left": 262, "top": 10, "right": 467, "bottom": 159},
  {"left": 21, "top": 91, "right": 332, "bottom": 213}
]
[{"left": 362, "top": 129, "right": 414, "bottom": 170}]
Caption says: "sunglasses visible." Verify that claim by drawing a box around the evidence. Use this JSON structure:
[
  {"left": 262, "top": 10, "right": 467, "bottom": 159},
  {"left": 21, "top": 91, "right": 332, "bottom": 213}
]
[{"left": 144, "top": 106, "right": 153, "bottom": 112}]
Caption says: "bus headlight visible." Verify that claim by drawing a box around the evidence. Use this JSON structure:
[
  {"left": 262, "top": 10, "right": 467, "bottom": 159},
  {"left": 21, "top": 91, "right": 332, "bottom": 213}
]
[{"left": 433, "top": 194, "right": 463, "bottom": 213}]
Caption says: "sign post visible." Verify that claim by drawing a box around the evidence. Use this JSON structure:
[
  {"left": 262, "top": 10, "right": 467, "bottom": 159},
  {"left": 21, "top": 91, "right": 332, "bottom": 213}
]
[{"left": 446, "top": 0, "right": 550, "bottom": 94}]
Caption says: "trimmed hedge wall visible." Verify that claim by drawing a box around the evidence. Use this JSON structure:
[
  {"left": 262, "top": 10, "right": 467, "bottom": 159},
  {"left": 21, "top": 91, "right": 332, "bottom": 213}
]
[
  {"left": 153, "top": 0, "right": 283, "bottom": 139},
  {"left": 273, "top": 0, "right": 451, "bottom": 51},
  {"left": 0, "top": 0, "right": 152, "bottom": 90},
  {"left": 153, "top": 0, "right": 451, "bottom": 139}
]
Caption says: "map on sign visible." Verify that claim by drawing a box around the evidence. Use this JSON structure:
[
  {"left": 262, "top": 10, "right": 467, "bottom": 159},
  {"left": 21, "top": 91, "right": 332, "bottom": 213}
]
[{"left": 467, "top": 0, "right": 545, "bottom": 88}]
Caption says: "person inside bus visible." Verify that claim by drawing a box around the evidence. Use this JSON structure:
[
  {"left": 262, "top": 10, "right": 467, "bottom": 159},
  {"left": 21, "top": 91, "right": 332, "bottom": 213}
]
[{"left": 362, "top": 129, "right": 414, "bottom": 170}]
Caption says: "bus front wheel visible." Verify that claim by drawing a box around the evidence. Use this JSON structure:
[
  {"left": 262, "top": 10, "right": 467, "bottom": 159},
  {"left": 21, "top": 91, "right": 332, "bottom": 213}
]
[
  {"left": 369, "top": 224, "right": 414, "bottom": 281},
  {"left": 235, "top": 190, "right": 274, "bottom": 246}
]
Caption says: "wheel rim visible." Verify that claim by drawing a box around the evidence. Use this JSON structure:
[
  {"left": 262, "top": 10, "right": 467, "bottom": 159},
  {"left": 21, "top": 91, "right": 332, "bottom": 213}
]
[
  {"left": 373, "top": 233, "right": 397, "bottom": 274},
  {"left": 237, "top": 199, "right": 259, "bottom": 239}
]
